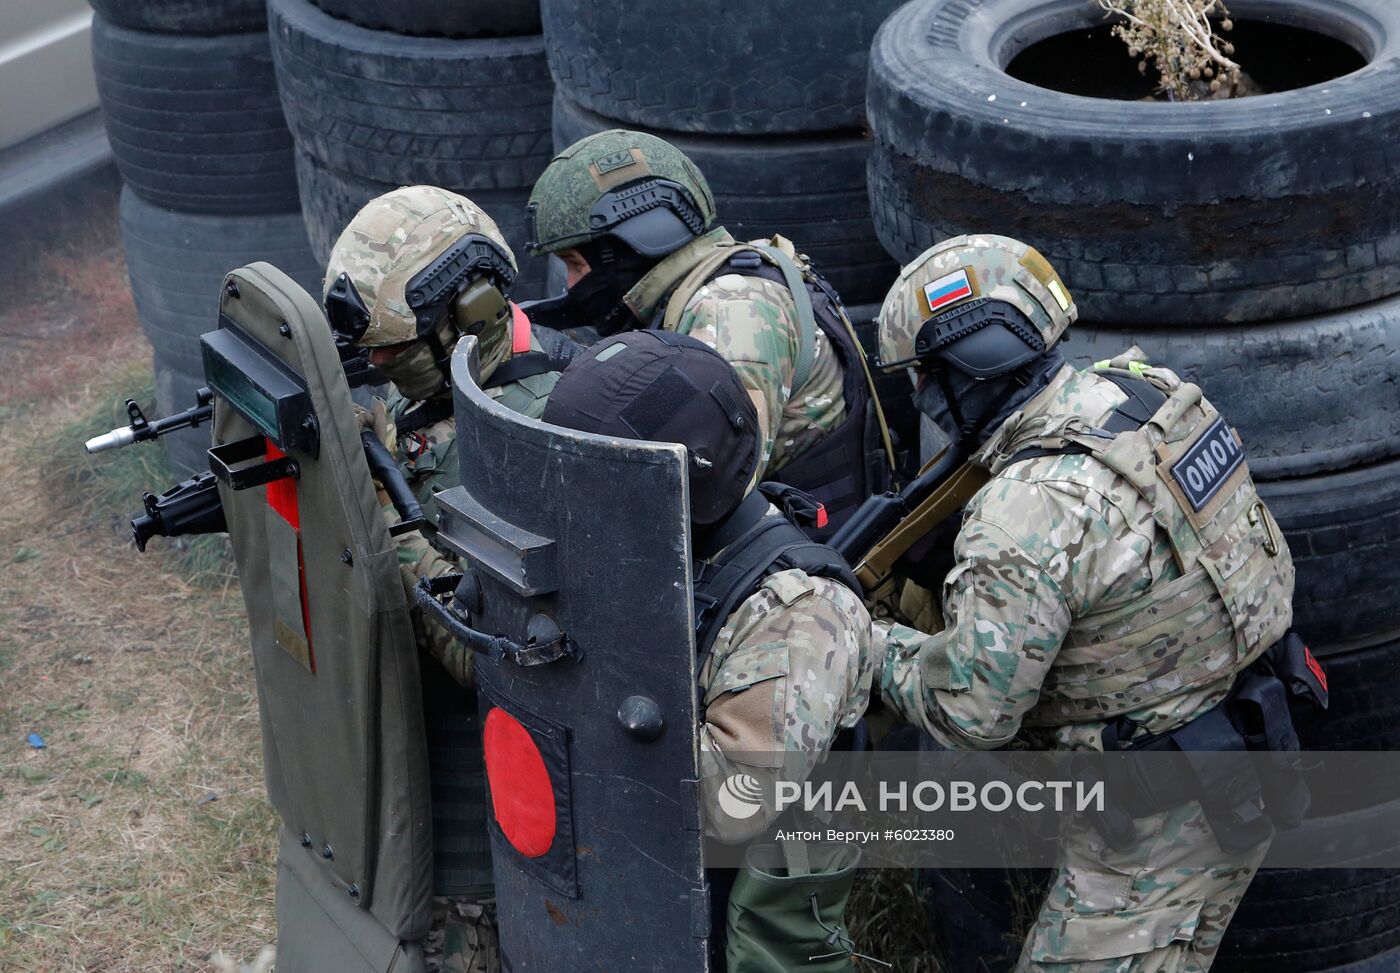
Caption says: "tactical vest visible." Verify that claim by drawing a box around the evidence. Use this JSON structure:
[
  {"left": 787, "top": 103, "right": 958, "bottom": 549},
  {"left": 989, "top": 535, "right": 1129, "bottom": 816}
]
[
  {"left": 655, "top": 239, "right": 893, "bottom": 541},
  {"left": 692, "top": 489, "right": 862, "bottom": 668},
  {"left": 998, "top": 364, "right": 1295, "bottom": 726}
]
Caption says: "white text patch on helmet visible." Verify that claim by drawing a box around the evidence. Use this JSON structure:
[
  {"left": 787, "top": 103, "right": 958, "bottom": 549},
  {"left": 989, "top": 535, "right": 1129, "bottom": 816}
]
[
  {"left": 1171, "top": 417, "right": 1245, "bottom": 511},
  {"left": 923, "top": 269, "right": 973, "bottom": 314}
]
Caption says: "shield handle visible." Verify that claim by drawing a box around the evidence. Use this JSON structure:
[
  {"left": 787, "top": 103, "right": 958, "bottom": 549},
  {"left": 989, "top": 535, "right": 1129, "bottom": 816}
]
[{"left": 414, "top": 574, "right": 580, "bottom": 667}]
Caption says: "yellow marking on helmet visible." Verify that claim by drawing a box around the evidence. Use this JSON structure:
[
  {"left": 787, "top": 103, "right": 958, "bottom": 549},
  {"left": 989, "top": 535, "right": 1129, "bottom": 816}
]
[
  {"left": 965, "top": 264, "right": 981, "bottom": 300},
  {"left": 1128, "top": 360, "right": 1149, "bottom": 375},
  {"left": 1019, "top": 247, "right": 1072, "bottom": 312},
  {"left": 1093, "top": 359, "right": 1111, "bottom": 369}
]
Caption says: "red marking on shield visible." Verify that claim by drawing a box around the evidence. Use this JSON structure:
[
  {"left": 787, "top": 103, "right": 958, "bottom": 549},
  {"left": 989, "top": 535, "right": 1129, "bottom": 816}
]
[
  {"left": 265, "top": 439, "right": 314, "bottom": 670},
  {"left": 483, "top": 707, "right": 557, "bottom": 858}
]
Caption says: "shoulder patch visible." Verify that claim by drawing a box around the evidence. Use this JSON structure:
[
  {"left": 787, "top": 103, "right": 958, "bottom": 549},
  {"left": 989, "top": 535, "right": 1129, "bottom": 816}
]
[
  {"left": 1170, "top": 417, "right": 1245, "bottom": 511},
  {"left": 761, "top": 568, "right": 817, "bottom": 607}
]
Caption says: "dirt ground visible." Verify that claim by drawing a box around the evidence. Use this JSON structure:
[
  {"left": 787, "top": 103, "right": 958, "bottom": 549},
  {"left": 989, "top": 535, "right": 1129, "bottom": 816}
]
[{"left": 0, "top": 180, "right": 277, "bottom": 972}]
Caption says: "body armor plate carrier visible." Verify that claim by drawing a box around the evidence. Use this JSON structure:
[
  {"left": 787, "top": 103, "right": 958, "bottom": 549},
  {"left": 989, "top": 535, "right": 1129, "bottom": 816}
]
[{"left": 656, "top": 240, "right": 893, "bottom": 541}]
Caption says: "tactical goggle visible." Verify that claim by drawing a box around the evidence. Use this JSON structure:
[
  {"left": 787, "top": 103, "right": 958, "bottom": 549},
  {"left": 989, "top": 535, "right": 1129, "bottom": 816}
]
[
  {"left": 526, "top": 177, "right": 709, "bottom": 255},
  {"left": 874, "top": 297, "right": 1045, "bottom": 373},
  {"left": 324, "top": 232, "right": 517, "bottom": 345}
]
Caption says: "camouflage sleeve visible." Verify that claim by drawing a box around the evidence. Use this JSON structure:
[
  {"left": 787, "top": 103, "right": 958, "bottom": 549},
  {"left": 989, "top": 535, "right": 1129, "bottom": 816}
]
[
  {"left": 878, "top": 470, "right": 1154, "bottom": 749},
  {"left": 382, "top": 410, "right": 475, "bottom": 686},
  {"left": 699, "top": 570, "right": 872, "bottom": 842},
  {"left": 674, "top": 274, "right": 799, "bottom": 473},
  {"left": 383, "top": 499, "right": 475, "bottom": 687}
]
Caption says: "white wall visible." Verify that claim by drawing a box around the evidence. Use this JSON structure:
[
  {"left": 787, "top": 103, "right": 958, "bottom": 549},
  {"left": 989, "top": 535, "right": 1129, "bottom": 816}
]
[{"left": 0, "top": 0, "right": 98, "bottom": 151}]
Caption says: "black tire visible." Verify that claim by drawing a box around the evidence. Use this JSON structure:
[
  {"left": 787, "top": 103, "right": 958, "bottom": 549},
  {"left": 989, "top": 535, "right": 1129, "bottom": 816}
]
[
  {"left": 1217, "top": 871, "right": 1400, "bottom": 972},
  {"left": 307, "top": 0, "right": 539, "bottom": 38},
  {"left": 120, "top": 189, "right": 323, "bottom": 376},
  {"left": 92, "top": 15, "right": 300, "bottom": 215},
  {"left": 87, "top": 0, "right": 268, "bottom": 35},
  {"left": 541, "top": 0, "right": 902, "bottom": 135},
  {"left": 867, "top": 0, "right": 1400, "bottom": 325},
  {"left": 552, "top": 94, "right": 897, "bottom": 305},
  {"left": 269, "top": 0, "right": 553, "bottom": 191},
  {"left": 292, "top": 149, "right": 549, "bottom": 299},
  {"left": 1256, "top": 458, "right": 1400, "bottom": 654},
  {"left": 1065, "top": 294, "right": 1400, "bottom": 480}
]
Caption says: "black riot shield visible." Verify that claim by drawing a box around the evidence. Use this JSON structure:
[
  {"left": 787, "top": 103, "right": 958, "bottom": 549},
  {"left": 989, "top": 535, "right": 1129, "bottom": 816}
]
[
  {"left": 208, "top": 264, "right": 433, "bottom": 972},
  {"left": 426, "top": 338, "right": 708, "bottom": 971}
]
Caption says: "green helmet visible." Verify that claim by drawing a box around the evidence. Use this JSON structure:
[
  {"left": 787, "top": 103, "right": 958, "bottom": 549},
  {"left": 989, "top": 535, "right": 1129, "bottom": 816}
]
[
  {"left": 877, "top": 234, "right": 1077, "bottom": 379},
  {"left": 323, "top": 185, "right": 517, "bottom": 349},
  {"left": 526, "top": 129, "right": 717, "bottom": 259}
]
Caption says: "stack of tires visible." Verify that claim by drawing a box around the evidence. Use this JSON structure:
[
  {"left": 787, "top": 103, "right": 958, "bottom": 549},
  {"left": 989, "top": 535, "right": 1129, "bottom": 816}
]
[
  {"left": 91, "top": 0, "right": 321, "bottom": 477},
  {"left": 866, "top": 1, "right": 1400, "bottom": 970},
  {"left": 267, "top": 0, "right": 554, "bottom": 297},
  {"left": 542, "top": 0, "right": 902, "bottom": 310}
]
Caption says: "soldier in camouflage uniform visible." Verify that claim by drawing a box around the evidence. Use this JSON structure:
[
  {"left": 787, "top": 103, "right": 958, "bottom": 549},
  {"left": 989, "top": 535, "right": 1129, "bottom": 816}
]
[
  {"left": 526, "top": 130, "right": 888, "bottom": 528},
  {"left": 870, "top": 235, "right": 1301, "bottom": 972},
  {"left": 322, "top": 186, "right": 574, "bottom": 973},
  {"left": 324, "top": 186, "right": 573, "bottom": 676},
  {"left": 541, "top": 330, "right": 874, "bottom": 970}
]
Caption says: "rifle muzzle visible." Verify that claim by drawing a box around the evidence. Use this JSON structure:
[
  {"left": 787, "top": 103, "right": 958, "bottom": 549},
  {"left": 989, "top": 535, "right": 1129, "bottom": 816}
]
[{"left": 85, "top": 426, "right": 137, "bottom": 454}]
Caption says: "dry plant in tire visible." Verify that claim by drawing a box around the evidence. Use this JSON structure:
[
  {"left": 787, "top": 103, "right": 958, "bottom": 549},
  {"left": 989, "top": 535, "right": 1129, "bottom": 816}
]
[{"left": 1097, "top": 0, "right": 1244, "bottom": 99}]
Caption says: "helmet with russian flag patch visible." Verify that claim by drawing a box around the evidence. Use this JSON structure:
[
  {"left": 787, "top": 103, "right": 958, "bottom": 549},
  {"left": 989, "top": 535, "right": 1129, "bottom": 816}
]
[{"left": 876, "top": 234, "right": 1076, "bottom": 379}]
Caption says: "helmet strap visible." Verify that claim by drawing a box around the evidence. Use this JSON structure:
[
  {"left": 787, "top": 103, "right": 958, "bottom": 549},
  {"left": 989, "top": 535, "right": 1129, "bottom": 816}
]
[{"left": 931, "top": 359, "right": 1040, "bottom": 452}]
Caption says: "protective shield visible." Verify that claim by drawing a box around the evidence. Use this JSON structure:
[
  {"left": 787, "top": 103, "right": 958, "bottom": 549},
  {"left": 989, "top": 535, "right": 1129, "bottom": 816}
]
[
  {"left": 208, "top": 263, "right": 433, "bottom": 971},
  {"left": 426, "top": 338, "right": 708, "bottom": 971}
]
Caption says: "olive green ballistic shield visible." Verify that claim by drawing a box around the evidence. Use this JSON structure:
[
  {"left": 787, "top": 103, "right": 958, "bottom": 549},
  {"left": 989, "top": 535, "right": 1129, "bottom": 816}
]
[
  {"left": 432, "top": 338, "right": 708, "bottom": 971},
  {"left": 211, "top": 264, "right": 432, "bottom": 972}
]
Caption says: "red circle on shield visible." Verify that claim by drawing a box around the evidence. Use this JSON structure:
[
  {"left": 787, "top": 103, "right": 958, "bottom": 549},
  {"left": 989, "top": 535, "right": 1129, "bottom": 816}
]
[{"left": 483, "top": 707, "right": 556, "bottom": 858}]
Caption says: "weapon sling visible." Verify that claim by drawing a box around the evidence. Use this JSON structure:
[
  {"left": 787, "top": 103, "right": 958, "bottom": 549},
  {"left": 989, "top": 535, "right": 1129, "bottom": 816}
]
[{"left": 853, "top": 452, "right": 989, "bottom": 594}]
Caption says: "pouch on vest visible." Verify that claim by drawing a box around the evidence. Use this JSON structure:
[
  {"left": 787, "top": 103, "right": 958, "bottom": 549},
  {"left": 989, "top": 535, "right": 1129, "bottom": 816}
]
[{"left": 724, "top": 842, "right": 865, "bottom": 973}]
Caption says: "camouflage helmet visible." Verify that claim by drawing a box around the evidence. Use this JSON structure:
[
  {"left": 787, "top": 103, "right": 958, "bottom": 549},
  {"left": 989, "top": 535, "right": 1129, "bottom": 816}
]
[
  {"left": 877, "top": 234, "right": 1076, "bottom": 379},
  {"left": 323, "top": 186, "right": 517, "bottom": 348},
  {"left": 526, "top": 129, "right": 717, "bottom": 259}
]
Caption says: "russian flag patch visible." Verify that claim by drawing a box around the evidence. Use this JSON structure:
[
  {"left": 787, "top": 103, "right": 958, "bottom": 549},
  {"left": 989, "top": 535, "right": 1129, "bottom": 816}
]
[{"left": 923, "top": 269, "right": 974, "bottom": 313}]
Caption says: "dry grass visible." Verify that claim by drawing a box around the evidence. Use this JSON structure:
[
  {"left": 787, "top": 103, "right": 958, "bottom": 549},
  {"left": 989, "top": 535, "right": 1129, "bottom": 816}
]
[
  {"left": 848, "top": 869, "right": 943, "bottom": 972},
  {"left": 0, "top": 191, "right": 277, "bottom": 972}
]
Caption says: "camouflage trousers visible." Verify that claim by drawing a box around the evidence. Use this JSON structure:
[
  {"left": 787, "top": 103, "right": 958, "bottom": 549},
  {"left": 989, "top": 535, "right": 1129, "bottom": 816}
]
[
  {"left": 1015, "top": 800, "right": 1270, "bottom": 973},
  {"left": 423, "top": 896, "right": 499, "bottom": 973}
]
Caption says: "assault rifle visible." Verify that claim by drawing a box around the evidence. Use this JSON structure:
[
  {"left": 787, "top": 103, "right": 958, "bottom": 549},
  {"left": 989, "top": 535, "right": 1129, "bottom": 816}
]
[
  {"left": 85, "top": 337, "right": 421, "bottom": 552},
  {"left": 828, "top": 444, "right": 989, "bottom": 599}
]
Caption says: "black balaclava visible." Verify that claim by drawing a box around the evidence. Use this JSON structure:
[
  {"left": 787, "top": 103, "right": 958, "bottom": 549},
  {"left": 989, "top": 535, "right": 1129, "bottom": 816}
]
[
  {"left": 913, "top": 348, "right": 1065, "bottom": 452},
  {"left": 562, "top": 235, "right": 658, "bottom": 336}
]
